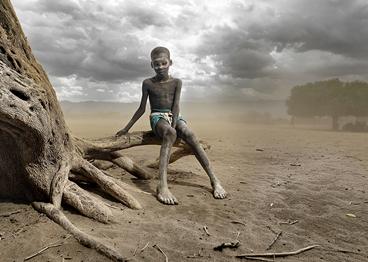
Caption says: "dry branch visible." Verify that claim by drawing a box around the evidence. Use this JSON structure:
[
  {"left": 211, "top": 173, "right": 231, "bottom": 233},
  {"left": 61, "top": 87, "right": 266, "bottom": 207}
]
[
  {"left": 266, "top": 231, "right": 282, "bottom": 250},
  {"left": 0, "top": 209, "right": 22, "bottom": 217},
  {"left": 236, "top": 245, "right": 320, "bottom": 258},
  {"left": 141, "top": 242, "right": 150, "bottom": 252},
  {"left": 232, "top": 221, "right": 246, "bottom": 226},
  {"left": 153, "top": 244, "right": 168, "bottom": 262},
  {"left": 0, "top": 228, "right": 23, "bottom": 240},
  {"left": 203, "top": 226, "right": 211, "bottom": 236},
  {"left": 279, "top": 220, "right": 298, "bottom": 225},
  {"left": 242, "top": 257, "right": 274, "bottom": 262}
]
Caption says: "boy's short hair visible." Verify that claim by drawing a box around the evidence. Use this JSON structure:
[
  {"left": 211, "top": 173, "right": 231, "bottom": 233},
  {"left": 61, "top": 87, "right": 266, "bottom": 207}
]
[{"left": 151, "top": 46, "right": 170, "bottom": 59}]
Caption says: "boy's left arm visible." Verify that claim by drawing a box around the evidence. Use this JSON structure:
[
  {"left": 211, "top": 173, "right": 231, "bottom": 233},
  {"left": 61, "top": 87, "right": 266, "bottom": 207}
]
[{"left": 171, "top": 79, "right": 182, "bottom": 129}]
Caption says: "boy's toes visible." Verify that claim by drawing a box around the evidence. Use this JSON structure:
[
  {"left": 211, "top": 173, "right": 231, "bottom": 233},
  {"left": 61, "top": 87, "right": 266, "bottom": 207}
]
[
  {"left": 157, "top": 191, "right": 178, "bottom": 205},
  {"left": 163, "top": 197, "right": 178, "bottom": 205},
  {"left": 167, "top": 197, "right": 178, "bottom": 205},
  {"left": 214, "top": 187, "right": 227, "bottom": 199}
]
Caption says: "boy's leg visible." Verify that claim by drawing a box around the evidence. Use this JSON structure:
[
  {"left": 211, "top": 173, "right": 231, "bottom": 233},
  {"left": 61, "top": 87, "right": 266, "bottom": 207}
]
[
  {"left": 176, "top": 120, "right": 227, "bottom": 199},
  {"left": 155, "top": 119, "right": 178, "bottom": 205}
]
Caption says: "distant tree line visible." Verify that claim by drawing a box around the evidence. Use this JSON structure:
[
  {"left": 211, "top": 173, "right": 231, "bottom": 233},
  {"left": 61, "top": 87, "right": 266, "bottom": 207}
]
[{"left": 285, "top": 78, "right": 368, "bottom": 130}]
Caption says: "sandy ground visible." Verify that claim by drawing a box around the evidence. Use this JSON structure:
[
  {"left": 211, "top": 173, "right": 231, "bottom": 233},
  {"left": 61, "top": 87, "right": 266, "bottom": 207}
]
[{"left": 1, "top": 116, "right": 367, "bottom": 262}]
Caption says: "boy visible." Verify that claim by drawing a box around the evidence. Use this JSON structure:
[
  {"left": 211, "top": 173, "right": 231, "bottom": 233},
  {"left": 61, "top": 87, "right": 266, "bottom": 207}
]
[{"left": 116, "top": 46, "right": 227, "bottom": 205}]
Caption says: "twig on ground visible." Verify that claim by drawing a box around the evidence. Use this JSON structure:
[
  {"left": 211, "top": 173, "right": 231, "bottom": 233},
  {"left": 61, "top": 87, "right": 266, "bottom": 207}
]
[
  {"left": 232, "top": 221, "right": 246, "bottom": 226},
  {"left": 349, "top": 201, "right": 368, "bottom": 205},
  {"left": 0, "top": 209, "right": 23, "bottom": 218},
  {"left": 214, "top": 240, "right": 241, "bottom": 251},
  {"left": 337, "top": 249, "right": 355, "bottom": 253},
  {"left": 242, "top": 257, "right": 274, "bottom": 262},
  {"left": 266, "top": 226, "right": 277, "bottom": 235},
  {"left": 153, "top": 244, "right": 168, "bottom": 262},
  {"left": 0, "top": 228, "right": 24, "bottom": 241},
  {"left": 24, "top": 235, "right": 71, "bottom": 261},
  {"left": 141, "top": 242, "right": 150, "bottom": 252},
  {"left": 236, "top": 245, "right": 320, "bottom": 258},
  {"left": 279, "top": 220, "right": 298, "bottom": 225},
  {"left": 133, "top": 245, "right": 139, "bottom": 256},
  {"left": 203, "top": 226, "right": 210, "bottom": 236},
  {"left": 235, "top": 232, "right": 240, "bottom": 241},
  {"left": 266, "top": 231, "right": 282, "bottom": 250}
]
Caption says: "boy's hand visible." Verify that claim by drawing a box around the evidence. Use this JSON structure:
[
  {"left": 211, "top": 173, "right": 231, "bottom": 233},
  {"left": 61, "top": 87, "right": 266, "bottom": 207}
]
[{"left": 115, "top": 129, "right": 128, "bottom": 137}]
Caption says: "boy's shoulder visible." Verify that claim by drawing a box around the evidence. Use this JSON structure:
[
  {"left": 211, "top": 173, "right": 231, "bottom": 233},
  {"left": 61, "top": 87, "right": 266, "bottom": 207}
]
[
  {"left": 143, "top": 77, "right": 154, "bottom": 84},
  {"left": 171, "top": 77, "right": 182, "bottom": 84}
]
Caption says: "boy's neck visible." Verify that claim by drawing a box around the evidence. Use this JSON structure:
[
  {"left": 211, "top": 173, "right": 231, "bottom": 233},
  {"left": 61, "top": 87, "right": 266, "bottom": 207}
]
[{"left": 155, "top": 74, "right": 170, "bottom": 83}]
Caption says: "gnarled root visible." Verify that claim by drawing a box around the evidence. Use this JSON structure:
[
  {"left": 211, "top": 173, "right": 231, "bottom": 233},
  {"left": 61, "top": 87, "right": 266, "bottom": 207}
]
[
  {"left": 76, "top": 159, "right": 142, "bottom": 209},
  {"left": 107, "top": 151, "right": 154, "bottom": 179},
  {"left": 50, "top": 161, "right": 70, "bottom": 209},
  {"left": 63, "top": 180, "right": 114, "bottom": 223},
  {"left": 32, "top": 202, "right": 126, "bottom": 262}
]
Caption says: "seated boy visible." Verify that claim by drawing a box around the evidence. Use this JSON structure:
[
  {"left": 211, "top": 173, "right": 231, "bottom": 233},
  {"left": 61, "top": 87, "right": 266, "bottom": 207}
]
[{"left": 116, "top": 46, "right": 227, "bottom": 205}]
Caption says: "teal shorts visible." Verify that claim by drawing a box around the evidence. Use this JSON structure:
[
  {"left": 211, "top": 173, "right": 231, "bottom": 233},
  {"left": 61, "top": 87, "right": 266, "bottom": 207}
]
[{"left": 149, "top": 109, "right": 186, "bottom": 137}]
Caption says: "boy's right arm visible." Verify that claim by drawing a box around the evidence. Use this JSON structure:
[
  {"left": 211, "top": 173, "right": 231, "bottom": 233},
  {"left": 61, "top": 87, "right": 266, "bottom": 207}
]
[{"left": 115, "top": 81, "right": 149, "bottom": 137}]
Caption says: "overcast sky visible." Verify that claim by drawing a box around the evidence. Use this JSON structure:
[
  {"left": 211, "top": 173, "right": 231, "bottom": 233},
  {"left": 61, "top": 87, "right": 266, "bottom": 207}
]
[{"left": 11, "top": 0, "right": 368, "bottom": 103}]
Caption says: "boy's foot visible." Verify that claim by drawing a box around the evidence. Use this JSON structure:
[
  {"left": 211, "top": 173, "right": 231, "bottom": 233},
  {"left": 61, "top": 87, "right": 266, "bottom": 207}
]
[
  {"left": 157, "top": 188, "right": 178, "bottom": 205},
  {"left": 212, "top": 181, "right": 227, "bottom": 199}
]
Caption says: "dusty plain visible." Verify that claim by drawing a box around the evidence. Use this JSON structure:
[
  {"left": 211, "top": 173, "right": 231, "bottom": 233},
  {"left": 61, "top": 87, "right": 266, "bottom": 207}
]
[{"left": 1, "top": 114, "right": 367, "bottom": 262}]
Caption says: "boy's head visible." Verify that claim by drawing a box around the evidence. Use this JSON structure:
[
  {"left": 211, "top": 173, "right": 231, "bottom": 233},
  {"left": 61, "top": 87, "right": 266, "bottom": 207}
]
[
  {"left": 150, "top": 46, "right": 172, "bottom": 73},
  {"left": 151, "top": 46, "right": 170, "bottom": 59}
]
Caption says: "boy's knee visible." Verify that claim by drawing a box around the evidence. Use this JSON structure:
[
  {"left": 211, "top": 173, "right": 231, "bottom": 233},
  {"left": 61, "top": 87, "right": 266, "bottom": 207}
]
[
  {"left": 185, "top": 130, "right": 196, "bottom": 141},
  {"left": 163, "top": 127, "right": 177, "bottom": 141}
]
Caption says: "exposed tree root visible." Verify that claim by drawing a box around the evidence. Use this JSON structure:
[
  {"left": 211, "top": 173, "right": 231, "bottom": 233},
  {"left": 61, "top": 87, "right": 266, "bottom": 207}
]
[
  {"left": 50, "top": 161, "right": 70, "bottom": 209},
  {"left": 32, "top": 202, "right": 127, "bottom": 262},
  {"left": 63, "top": 180, "right": 114, "bottom": 223},
  {"left": 77, "top": 159, "right": 142, "bottom": 209},
  {"left": 105, "top": 151, "right": 154, "bottom": 179}
]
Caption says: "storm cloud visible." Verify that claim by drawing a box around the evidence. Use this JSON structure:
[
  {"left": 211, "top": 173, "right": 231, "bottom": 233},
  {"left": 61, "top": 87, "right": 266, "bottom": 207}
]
[{"left": 11, "top": 0, "right": 368, "bottom": 102}]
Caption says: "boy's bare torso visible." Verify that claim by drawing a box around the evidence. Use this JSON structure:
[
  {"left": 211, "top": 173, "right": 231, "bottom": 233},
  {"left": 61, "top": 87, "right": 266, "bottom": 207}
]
[{"left": 144, "top": 77, "right": 180, "bottom": 110}]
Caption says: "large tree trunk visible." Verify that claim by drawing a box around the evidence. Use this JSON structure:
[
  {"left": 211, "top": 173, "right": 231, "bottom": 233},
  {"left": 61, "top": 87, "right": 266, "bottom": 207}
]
[{"left": 0, "top": 1, "right": 204, "bottom": 260}]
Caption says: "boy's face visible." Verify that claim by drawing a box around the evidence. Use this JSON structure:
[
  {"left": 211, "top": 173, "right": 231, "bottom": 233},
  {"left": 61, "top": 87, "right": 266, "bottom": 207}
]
[{"left": 151, "top": 52, "right": 172, "bottom": 77}]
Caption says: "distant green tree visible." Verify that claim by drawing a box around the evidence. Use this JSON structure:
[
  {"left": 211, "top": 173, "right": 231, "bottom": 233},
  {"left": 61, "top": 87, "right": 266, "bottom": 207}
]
[{"left": 285, "top": 79, "right": 368, "bottom": 130}]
